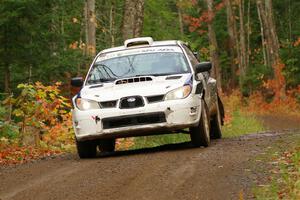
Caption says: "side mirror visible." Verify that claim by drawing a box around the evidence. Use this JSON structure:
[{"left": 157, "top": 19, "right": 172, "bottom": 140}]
[
  {"left": 71, "top": 77, "right": 83, "bottom": 87},
  {"left": 194, "top": 62, "right": 212, "bottom": 74}
]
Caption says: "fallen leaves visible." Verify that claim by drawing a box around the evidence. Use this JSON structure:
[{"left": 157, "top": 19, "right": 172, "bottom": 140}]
[{"left": 0, "top": 145, "right": 62, "bottom": 165}]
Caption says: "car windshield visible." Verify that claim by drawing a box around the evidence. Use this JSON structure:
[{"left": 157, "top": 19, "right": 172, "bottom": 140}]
[{"left": 86, "top": 52, "right": 190, "bottom": 85}]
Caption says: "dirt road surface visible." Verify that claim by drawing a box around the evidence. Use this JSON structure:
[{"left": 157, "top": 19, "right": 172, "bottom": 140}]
[
  {"left": 1, "top": 115, "right": 299, "bottom": 200},
  {"left": 1, "top": 129, "right": 299, "bottom": 200}
]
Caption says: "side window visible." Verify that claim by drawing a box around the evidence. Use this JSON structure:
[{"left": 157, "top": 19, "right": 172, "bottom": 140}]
[
  {"left": 183, "top": 45, "right": 209, "bottom": 81},
  {"left": 182, "top": 45, "right": 199, "bottom": 67}
]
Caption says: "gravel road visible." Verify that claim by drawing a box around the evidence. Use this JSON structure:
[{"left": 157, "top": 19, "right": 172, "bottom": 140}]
[{"left": 1, "top": 129, "right": 299, "bottom": 200}]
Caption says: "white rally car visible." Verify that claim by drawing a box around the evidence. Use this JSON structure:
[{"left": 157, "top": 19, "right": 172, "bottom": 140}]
[{"left": 71, "top": 37, "right": 224, "bottom": 158}]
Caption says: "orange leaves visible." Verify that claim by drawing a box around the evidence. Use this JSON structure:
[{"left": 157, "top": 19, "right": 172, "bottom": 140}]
[
  {"left": 69, "top": 41, "right": 79, "bottom": 50},
  {"left": 263, "top": 60, "right": 286, "bottom": 101},
  {"left": 244, "top": 87, "right": 300, "bottom": 117},
  {"left": 219, "top": 90, "right": 242, "bottom": 125},
  {"left": 0, "top": 145, "right": 61, "bottom": 165},
  {"left": 222, "top": 86, "right": 300, "bottom": 119},
  {"left": 115, "top": 138, "right": 135, "bottom": 151},
  {"left": 294, "top": 37, "right": 300, "bottom": 47},
  {"left": 261, "top": 61, "right": 286, "bottom": 101},
  {"left": 183, "top": 0, "right": 225, "bottom": 35},
  {"left": 183, "top": 14, "right": 209, "bottom": 35},
  {"left": 69, "top": 40, "right": 86, "bottom": 51},
  {"left": 4, "top": 82, "right": 73, "bottom": 148},
  {"left": 215, "top": 1, "right": 225, "bottom": 11}
]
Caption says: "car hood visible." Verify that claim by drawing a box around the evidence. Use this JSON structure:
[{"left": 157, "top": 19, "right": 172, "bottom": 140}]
[{"left": 79, "top": 73, "right": 191, "bottom": 102}]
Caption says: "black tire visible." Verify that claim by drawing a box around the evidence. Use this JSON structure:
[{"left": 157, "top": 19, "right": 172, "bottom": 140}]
[
  {"left": 98, "top": 139, "right": 115, "bottom": 152},
  {"left": 210, "top": 101, "right": 222, "bottom": 139},
  {"left": 190, "top": 100, "right": 210, "bottom": 147},
  {"left": 76, "top": 139, "right": 97, "bottom": 158}
]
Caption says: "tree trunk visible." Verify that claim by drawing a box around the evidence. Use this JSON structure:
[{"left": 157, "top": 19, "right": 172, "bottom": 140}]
[
  {"left": 122, "top": 0, "right": 145, "bottom": 40},
  {"left": 205, "top": 0, "right": 222, "bottom": 92},
  {"left": 109, "top": 0, "right": 116, "bottom": 47},
  {"left": 238, "top": 0, "right": 247, "bottom": 79},
  {"left": 134, "top": 0, "right": 144, "bottom": 37},
  {"left": 225, "top": 0, "right": 239, "bottom": 88},
  {"left": 4, "top": 66, "right": 11, "bottom": 93},
  {"left": 246, "top": 0, "right": 251, "bottom": 70},
  {"left": 4, "top": 25, "right": 10, "bottom": 93},
  {"left": 177, "top": 3, "right": 184, "bottom": 39},
  {"left": 256, "top": 2, "right": 268, "bottom": 67},
  {"left": 256, "top": 0, "right": 286, "bottom": 100},
  {"left": 84, "top": 0, "right": 96, "bottom": 57}
]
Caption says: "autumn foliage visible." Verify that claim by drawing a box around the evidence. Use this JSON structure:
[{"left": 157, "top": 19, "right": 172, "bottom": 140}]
[
  {"left": 182, "top": 1, "right": 224, "bottom": 34},
  {"left": 221, "top": 87, "right": 300, "bottom": 122},
  {"left": 0, "top": 144, "right": 62, "bottom": 165},
  {"left": 0, "top": 82, "right": 74, "bottom": 165}
]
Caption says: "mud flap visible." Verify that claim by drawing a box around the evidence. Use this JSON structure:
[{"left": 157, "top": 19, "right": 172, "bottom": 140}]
[{"left": 217, "top": 96, "right": 225, "bottom": 125}]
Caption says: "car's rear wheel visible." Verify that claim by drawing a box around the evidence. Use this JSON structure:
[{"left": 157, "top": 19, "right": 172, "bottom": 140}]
[
  {"left": 190, "top": 100, "right": 210, "bottom": 147},
  {"left": 210, "top": 101, "right": 222, "bottom": 139},
  {"left": 76, "top": 139, "right": 97, "bottom": 158},
  {"left": 98, "top": 139, "right": 115, "bottom": 152}
]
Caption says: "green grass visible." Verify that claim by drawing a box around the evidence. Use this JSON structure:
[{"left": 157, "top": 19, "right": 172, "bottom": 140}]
[
  {"left": 130, "top": 133, "right": 190, "bottom": 150},
  {"left": 222, "top": 111, "right": 265, "bottom": 138},
  {"left": 253, "top": 133, "right": 300, "bottom": 199},
  {"left": 128, "top": 110, "right": 264, "bottom": 150}
]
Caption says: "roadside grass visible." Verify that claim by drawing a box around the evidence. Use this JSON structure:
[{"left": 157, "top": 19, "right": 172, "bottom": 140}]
[
  {"left": 222, "top": 111, "right": 265, "bottom": 138},
  {"left": 121, "top": 109, "right": 264, "bottom": 150},
  {"left": 120, "top": 133, "right": 190, "bottom": 151},
  {"left": 253, "top": 133, "right": 300, "bottom": 200}
]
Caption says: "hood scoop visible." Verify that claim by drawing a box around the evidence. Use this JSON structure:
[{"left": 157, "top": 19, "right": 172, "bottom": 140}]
[
  {"left": 115, "top": 76, "right": 153, "bottom": 85},
  {"left": 165, "top": 75, "right": 182, "bottom": 80}
]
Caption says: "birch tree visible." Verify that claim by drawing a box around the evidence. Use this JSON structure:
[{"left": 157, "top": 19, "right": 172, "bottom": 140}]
[{"left": 256, "top": 0, "right": 286, "bottom": 99}]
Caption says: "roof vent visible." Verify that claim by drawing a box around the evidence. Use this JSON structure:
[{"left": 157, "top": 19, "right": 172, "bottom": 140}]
[{"left": 124, "top": 37, "right": 153, "bottom": 48}]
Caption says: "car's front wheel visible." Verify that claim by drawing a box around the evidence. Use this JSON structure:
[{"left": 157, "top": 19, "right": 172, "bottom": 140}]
[
  {"left": 76, "top": 139, "right": 97, "bottom": 158},
  {"left": 190, "top": 99, "right": 210, "bottom": 147}
]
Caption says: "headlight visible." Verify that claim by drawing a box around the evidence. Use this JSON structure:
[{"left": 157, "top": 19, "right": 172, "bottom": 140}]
[
  {"left": 165, "top": 85, "right": 192, "bottom": 100},
  {"left": 75, "top": 98, "right": 99, "bottom": 110}
]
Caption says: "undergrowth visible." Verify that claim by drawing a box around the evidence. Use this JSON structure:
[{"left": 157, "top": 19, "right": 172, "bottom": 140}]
[
  {"left": 253, "top": 134, "right": 300, "bottom": 200},
  {"left": 222, "top": 111, "right": 265, "bottom": 138},
  {"left": 0, "top": 82, "right": 74, "bottom": 165}
]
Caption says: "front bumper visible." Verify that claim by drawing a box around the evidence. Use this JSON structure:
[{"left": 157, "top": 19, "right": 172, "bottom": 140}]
[{"left": 72, "top": 95, "right": 202, "bottom": 141}]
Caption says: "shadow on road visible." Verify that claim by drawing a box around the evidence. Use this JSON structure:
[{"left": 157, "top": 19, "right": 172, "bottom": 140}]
[{"left": 96, "top": 141, "right": 217, "bottom": 159}]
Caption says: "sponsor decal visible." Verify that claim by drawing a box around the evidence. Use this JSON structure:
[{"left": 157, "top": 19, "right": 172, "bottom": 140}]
[{"left": 96, "top": 46, "right": 182, "bottom": 62}]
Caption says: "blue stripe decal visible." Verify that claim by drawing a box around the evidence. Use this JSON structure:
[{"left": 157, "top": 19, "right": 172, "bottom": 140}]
[{"left": 184, "top": 73, "right": 193, "bottom": 86}]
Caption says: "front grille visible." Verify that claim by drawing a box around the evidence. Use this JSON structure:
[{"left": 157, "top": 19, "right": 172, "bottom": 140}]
[
  {"left": 99, "top": 100, "right": 117, "bottom": 108},
  {"left": 120, "top": 96, "right": 144, "bottom": 109},
  {"left": 115, "top": 77, "right": 152, "bottom": 85},
  {"left": 146, "top": 95, "right": 164, "bottom": 103},
  {"left": 102, "top": 112, "right": 166, "bottom": 129}
]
